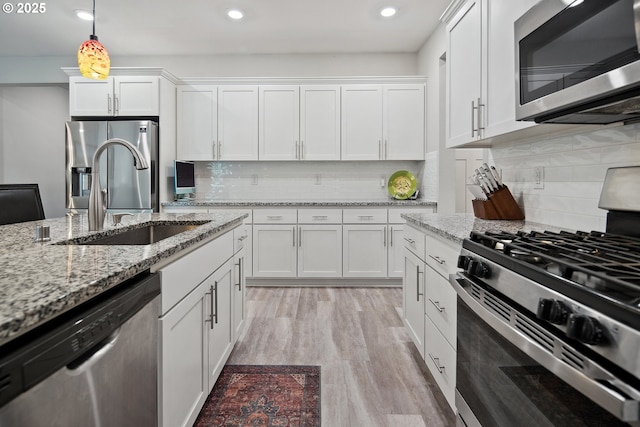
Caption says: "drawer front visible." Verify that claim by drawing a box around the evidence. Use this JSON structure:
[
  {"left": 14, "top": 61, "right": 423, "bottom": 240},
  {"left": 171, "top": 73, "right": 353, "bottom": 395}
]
[
  {"left": 253, "top": 208, "right": 297, "bottom": 224},
  {"left": 233, "top": 223, "right": 250, "bottom": 253},
  {"left": 209, "top": 208, "right": 253, "bottom": 224},
  {"left": 342, "top": 208, "right": 387, "bottom": 224},
  {"left": 425, "top": 317, "right": 456, "bottom": 411},
  {"left": 425, "top": 267, "right": 457, "bottom": 349},
  {"left": 425, "top": 234, "right": 460, "bottom": 278},
  {"left": 298, "top": 209, "right": 342, "bottom": 224},
  {"left": 402, "top": 225, "right": 426, "bottom": 261}
]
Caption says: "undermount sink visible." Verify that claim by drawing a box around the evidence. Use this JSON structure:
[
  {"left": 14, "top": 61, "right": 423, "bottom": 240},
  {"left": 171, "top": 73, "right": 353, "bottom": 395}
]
[{"left": 64, "top": 222, "right": 209, "bottom": 246}]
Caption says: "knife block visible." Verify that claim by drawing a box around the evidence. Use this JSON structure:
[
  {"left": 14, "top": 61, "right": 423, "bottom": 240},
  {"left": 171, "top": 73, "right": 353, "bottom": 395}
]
[{"left": 472, "top": 186, "right": 524, "bottom": 220}]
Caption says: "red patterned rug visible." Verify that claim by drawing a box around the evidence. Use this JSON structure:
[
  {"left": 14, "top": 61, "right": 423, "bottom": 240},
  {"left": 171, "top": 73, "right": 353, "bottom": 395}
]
[{"left": 193, "top": 365, "right": 321, "bottom": 427}]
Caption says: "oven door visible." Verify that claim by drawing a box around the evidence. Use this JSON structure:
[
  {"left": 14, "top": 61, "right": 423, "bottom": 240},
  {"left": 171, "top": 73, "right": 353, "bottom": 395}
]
[{"left": 453, "top": 273, "right": 638, "bottom": 427}]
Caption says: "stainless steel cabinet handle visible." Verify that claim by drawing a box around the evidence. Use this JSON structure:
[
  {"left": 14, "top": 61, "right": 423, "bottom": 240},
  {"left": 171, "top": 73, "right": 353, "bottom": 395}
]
[
  {"left": 205, "top": 284, "right": 215, "bottom": 329},
  {"left": 212, "top": 141, "right": 216, "bottom": 159},
  {"left": 238, "top": 234, "right": 248, "bottom": 242},
  {"left": 312, "top": 215, "right": 328, "bottom": 220},
  {"left": 213, "top": 281, "right": 218, "bottom": 324},
  {"left": 357, "top": 215, "right": 374, "bottom": 220},
  {"left": 416, "top": 266, "right": 423, "bottom": 301},
  {"left": 635, "top": 0, "right": 640, "bottom": 53},
  {"left": 267, "top": 215, "right": 283, "bottom": 220},
  {"left": 383, "top": 226, "right": 387, "bottom": 247},
  {"left": 292, "top": 226, "right": 296, "bottom": 247},
  {"left": 429, "top": 254, "right": 446, "bottom": 265},
  {"left": 390, "top": 227, "right": 394, "bottom": 247},
  {"left": 218, "top": 141, "right": 222, "bottom": 159},
  {"left": 429, "top": 298, "right": 445, "bottom": 312},
  {"left": 107, "top": 94, "right": 112, "bottom": 114},
  {"left": 236, "top": 258, "right": 242, "bottom": 290},
  {"left": 114, "top": 96, "right": 119, "bottom": 116},
  {"left": 471, "top": 99, "right": 476, "bottom": 137},
  {"left": 384, "top": 140, "right": 388, "bottom": 159},
  {"left": 428, "top": 352, "right": 445, "bottom": 373},
  {"left": 477, "top": 97, "right": 484, "bottom": 133},
  {"left": 299, "top": 227, "right": 302, "bottom": 247},
  {"left": 404, "top": 237, "right": 415, "bottom": 245},
  {"left": 295, "top": 141, "right": 299, "bottom": 160}
]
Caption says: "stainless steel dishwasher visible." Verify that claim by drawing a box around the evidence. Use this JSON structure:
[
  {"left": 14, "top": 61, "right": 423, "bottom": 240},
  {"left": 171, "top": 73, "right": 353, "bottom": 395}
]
[{"left": 0, "top": 272, "right": 160, "bottom": 427}]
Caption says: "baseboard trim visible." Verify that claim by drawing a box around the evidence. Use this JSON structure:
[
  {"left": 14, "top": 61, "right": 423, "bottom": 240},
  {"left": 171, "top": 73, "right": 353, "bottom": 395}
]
[{"left": 246, "top": 277, "right": 402, "bottom": 287}]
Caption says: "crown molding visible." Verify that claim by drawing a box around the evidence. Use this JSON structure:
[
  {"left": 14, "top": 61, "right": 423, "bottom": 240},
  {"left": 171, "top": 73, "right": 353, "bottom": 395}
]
[{"left": 439, "top": 0, "right": 468, "bottom": 24}]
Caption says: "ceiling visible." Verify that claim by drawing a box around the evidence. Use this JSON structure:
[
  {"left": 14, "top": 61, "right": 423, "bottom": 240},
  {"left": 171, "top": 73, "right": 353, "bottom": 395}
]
[{"left": 0, "top": 0, "right": 451, "bottom": 57}]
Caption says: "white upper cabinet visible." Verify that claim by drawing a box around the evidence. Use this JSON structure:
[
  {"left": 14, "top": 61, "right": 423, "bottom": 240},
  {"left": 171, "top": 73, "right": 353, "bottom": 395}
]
[
  {"left": 69, "top": 76, "right": 160, "bottom": 117},
  {"left": 342, "top": 84, "right": 425, "bottom": 160},
  {"left": 259, "top": 85, "right": 300, "bottom": 160},
  {"left": 177, "top": 85, "right": 218, "bottom": 160},
  {"left": 446, "top": 0, "right": 538, "bottom": 148},
  {"left": 383, "top": 85, "right": 425, "bottom": 160},
  {"left": 218, "top": 86, "right": 259, "bottom": 160},
  {"left": 300, "top": 85, "right": 341, "bottom": 160},
  {"left": 341, "top": 85, "right": 384, "bottom": 160}
]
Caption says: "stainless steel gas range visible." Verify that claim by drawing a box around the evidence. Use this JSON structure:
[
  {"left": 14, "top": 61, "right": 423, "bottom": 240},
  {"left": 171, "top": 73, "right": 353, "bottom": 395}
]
[{"left": 452, "top": 167, "right": 640, "bottom": 427}]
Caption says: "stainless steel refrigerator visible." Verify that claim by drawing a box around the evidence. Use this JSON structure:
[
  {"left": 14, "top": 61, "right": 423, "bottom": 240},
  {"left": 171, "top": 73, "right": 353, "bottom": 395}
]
[{"left": 65, "top": 120, "right": 159, "bottom": 213}]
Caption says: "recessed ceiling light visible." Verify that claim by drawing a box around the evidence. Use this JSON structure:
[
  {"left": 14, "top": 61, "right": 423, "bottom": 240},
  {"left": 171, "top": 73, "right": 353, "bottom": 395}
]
[
  {"left": 75, "top": 9, "right": 94, "bottom": 21},
  {"left": 380, "top": 7, "right": 397, "bottom": 17},
  {"left": 227, "top": 9, "right": 244, "bottom": 20}
]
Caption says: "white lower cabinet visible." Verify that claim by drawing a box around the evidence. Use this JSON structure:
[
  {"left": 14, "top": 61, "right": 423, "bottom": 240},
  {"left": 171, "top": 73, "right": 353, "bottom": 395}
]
[
  {"left": 403, "top": 224, "right": 460, "bottom": 413},
  {"left": 343, "top": 224, "right": 388, "bottom": 277},
  {"left": 403, "top": 248, "right": 425, "bottom": 358},
  {"left": 253, "top": 224, "right": 298, "bottom": 277},
  {"left": 157, "top": 230, "right": 239, "bottom": 427},
  {"left": 298, "top": 225, "right": 342, "bottom": 277}
]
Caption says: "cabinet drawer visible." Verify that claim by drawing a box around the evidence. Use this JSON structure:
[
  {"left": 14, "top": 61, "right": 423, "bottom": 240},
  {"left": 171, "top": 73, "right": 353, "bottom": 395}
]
[
  {"left": 425, "top": 234, "right": 460, "bottom": 278},
  {"left": 403, "top": 225, "right": 426, "bottom": 261},
  {"left": 425, "top": 317, "right": 456, "bottom": 411},
  {"left": 209, "top": 208, "right": 252, "bottom": 224},
  {"left": 160, "top": 231, "right": 234, "bottom": 315},
  {"left": 425, "top": 267, "right": 457, "bottom": 349},
  {"left": 388, "top": 207, "right": 434, "bottom": 224},
  {"left": 298, "top": 209, "right": 342, "bottom": 224},
  {"left": 342, "top": 208, "right": 387, "bottom": 223},
  {"left": 253, "top": 209, "right": 297, "bottom": 224},
  {"left": 233, "top": 224, "right": 250, "bottom": 253}
]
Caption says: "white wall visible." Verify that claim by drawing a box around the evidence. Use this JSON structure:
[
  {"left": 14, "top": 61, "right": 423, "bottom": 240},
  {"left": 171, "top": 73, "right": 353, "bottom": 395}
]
[
  {"left": 0, "top": 85, "right": 69, "bottom": 218},
  {"left": 190, "top": 161, "right": 425, "bottom": 202},
  {"left": 0, "top": 53, "right": 420, "bottom": 84},
  {"left": 489, "top": 124, "right": 640, "bottom": 232}
]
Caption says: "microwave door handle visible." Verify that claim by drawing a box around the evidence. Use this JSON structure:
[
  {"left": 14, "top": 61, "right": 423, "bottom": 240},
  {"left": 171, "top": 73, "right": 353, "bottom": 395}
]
[{"left": 635, "top": 0, "right": 640, "bottom": 53}]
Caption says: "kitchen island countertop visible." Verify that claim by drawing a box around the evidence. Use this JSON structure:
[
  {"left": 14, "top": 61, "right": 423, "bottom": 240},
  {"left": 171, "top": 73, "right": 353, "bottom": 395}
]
[
  {"left": 401, "top": 213, "right": 571, "bottom": 243},
  {"left": 0, "top": 212, "right": 247, "bottom": 346}
]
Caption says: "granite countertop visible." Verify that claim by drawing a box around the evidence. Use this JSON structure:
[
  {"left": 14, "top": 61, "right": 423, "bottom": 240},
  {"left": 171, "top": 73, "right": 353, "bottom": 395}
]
[
  {"left": 162, "top": 199, "right": 437, "bottom": 208},
  {"left": 401, "top": 213, "right": 571, "bottom": 243},
  {"left": 0, "top": 211, "right": 247, "bottom": 346}
]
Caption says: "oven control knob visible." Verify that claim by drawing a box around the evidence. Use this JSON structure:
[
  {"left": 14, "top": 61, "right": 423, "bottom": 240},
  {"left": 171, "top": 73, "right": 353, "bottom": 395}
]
[
  {"left": 457, "top": 255, "right": 470, "bottom": 269},
  {"left": 537, "top": 299, "right": 571, "bottom": 324},
  {"left": 466, "top": 260, "right": 490, "bottom": 278},
  {"left": 566, "top": 315, "right": 604, "bottom": 345}
]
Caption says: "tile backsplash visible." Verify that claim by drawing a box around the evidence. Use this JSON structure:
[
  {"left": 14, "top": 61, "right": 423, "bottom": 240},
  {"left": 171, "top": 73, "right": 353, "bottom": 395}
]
[
  {"left": 488, "top": 123, "right": 640, "bottom": 232},
  {"left": 192, "top": 161, "right": 426, "bottom": 202}
]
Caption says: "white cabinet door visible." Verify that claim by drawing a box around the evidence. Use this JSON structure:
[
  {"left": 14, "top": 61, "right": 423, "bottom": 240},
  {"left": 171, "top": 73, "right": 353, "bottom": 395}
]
[
  {"left": 218, "top": 85, "right": 259, "bottom": 160},
  {"left": 159, "top": 280, "right": 208, "bottom": 427},
  {"left": 205, "top": 259, "right": 233, "bottom": 391},
  {"left": 114, "top": 76, "right": 160, "bottom": 116},
  {"left": 252, "top": 225, "right": 297, "bottom": 277},
  {"left": 177, "top": 85, "right": 217, "bottom": 160},
  {"left": 259, "top": 85, "right": 300, "bottom": 160},
  {"left": 388, "top": 225, "right": 404, "bottom": 278},
  {"left": 446, "top": 0, "right": 483, "bottom": 148},
  {"left": 232, "top": 248, "right": 246, "bottom": 341},
  {"left": 342, "top": 224, "right": 387, "bottom": 277},
  {"left": 483, "top": 0, "right": 538, "bottom": 138},
  {"left": 425, "top": 317, "right": 456, "bottom": 411},
  {"left": 341, "top": 85, "right": 383, "bottom": 160},
  {"left": 298, "top": 225, "right": 342, "bottom": 277},
  {"left": 383, "top": 84, "right": 425, "bottom": 160},
  {"left": 69, "top": 76, "right": 112, "bottom": 116},
  {"left": 300, "top": 85, "right": 341, "bottom": 160},
  {"left": 403, "top": 249, "right": 425, "bottom": 358}
]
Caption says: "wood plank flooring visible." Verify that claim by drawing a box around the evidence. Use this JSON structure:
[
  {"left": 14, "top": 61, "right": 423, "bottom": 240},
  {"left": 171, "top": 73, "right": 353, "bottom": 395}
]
[{"left": 227, "top": 287, "right": 456, "bottom": 427}]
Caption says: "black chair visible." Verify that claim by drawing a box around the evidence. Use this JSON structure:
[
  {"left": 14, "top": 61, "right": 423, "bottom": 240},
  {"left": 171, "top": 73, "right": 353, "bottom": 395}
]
[{"left": 0, "top": 184, "right": 46, "bottom": 225}]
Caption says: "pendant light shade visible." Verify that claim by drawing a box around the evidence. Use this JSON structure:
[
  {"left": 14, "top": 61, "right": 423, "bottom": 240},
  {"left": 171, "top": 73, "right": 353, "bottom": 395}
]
[{"left": 77, "top": 0, "right": 110, "bottom": 80}]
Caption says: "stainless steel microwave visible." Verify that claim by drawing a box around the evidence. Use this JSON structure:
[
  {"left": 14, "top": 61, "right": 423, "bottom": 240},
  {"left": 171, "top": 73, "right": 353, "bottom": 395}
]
[{"left": 515, "top": 0, "right": 640, "bottom": 124}]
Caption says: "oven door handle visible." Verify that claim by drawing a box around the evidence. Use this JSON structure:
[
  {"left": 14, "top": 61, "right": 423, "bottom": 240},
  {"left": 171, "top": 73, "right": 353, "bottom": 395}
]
[
  {"left": 452, "top": 273, "right": 640, "bottom": 423},
  {"left": 634, "top": 0, "right": 640, "bottom": 53}
]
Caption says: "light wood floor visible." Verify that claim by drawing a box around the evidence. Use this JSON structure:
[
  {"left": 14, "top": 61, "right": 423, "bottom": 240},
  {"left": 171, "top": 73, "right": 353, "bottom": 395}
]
[{"left": 227, "top": 287, "right": 456, "bottom": 427}]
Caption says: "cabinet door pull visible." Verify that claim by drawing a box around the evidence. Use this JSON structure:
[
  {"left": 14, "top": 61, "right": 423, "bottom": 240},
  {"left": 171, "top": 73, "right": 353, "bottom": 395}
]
[
  {"left": 107, "top": 94, "right": 112, "bottom": 114},
  {"left": 416, "top": 266, "right": 423, "bottom": 301},
  {"left": 266, "top": 215, "right": 283, "bottom": 220},
  {"left": 236, "top": 259, "right": 242, "bottom": 290},
  {"left": 212, "top": 141, "right": 216, "bottom": 159},
  {"left": 312, "top": 215, "right": 328, "bottom": 220},
  {"left": 477, "top": 97, "right": 485, "bottom": 132},
  {"left": 114, "top": 95, "right": 119, "bottom": 116},
  {"left": 213, "top": 281, "right": 219, "bottom": 324},
  {"left": 357, "top": 215, "right": 374, "bottom": 220},
  {"left": 384, "top": 140, "right": 388, "bottom": 159},
  {"left": 205, "top": 284, "right": 215, "bottom": 329},
  {"left": 218, "top": 141, "right": 222, "bottom": 159},
  {"left": 428, "top": 352, "right": 445, "bottom": 374},
  {"left": 299, "top": 227, "right": 302, "bottom": 247},
  {"left": 429, "top": 298, "right": 445, "bottom": 312},
  {"left": 471, "top": 99, "right": 476, "bottom": 137},
  {"left": 292, "top": 226, "right": 296, "bottom": 247},
  {"left": 295, "top": 141, "right": 299, "bottom": 160},
  {"left": 428, "top": 254, "right": 446, "bottom": 265},
  {"left": 404, "top": 237, "right": 415, "bottom": 245},
  {"left": 390, "top": 226, "right": 394, "bottom": 247},
  {"left": 383, "top": 226, "right": 387, "bottom": 247}
]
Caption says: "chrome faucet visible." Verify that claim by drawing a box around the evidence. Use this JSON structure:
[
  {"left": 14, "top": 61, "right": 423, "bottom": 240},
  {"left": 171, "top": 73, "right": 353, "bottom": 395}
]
[{"left": 88, "top": 138, "right": 149, "bottom": 231}]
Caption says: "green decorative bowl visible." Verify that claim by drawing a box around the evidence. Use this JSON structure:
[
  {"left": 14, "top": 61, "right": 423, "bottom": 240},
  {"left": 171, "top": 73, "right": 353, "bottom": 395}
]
[{"left": 388, "top": 170, "right": 417, "bottom": 199}]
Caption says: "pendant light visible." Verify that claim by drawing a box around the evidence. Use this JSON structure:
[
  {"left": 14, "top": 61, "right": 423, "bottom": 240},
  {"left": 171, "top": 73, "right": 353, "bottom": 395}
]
[{"left": 77, "top": 0, "right": 110, "bottom": 80}]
